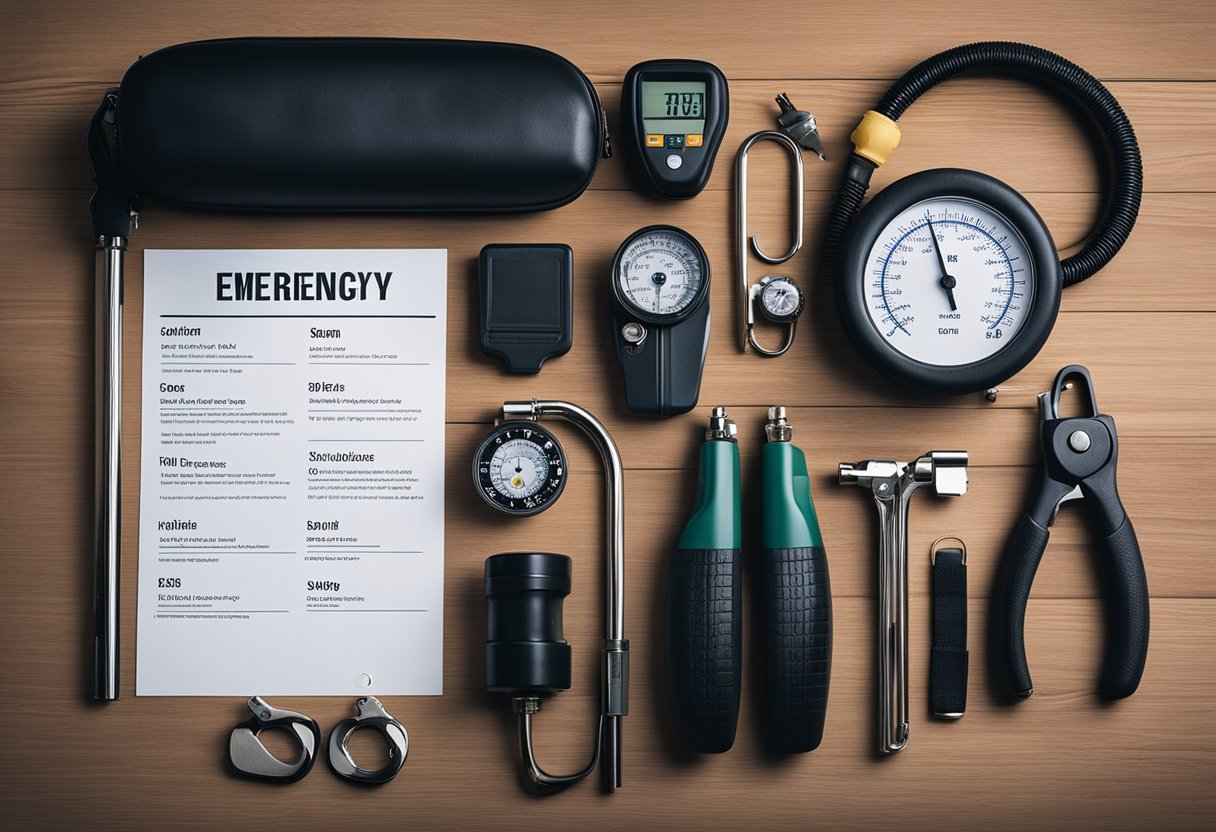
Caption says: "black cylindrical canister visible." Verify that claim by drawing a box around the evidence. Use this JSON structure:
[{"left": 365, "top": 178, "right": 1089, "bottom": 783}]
[{"left": 485, "top": 552, "right": 572, "bottom": 695}]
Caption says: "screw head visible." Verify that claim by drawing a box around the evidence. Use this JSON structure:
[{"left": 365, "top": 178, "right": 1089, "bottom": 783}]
[
  {"left": 1068, "top": 430, "right": 1092, "bottom": 453},
  {"left": 621, "top": 322, "right": 647, "bottom": 346}
]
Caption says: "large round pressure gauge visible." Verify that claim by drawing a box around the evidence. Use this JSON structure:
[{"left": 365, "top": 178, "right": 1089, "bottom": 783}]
[
  {"left": 837, "top": 169, "right": 1062, "bottom": 395},
  {"left": 473, "top": 423, "right": 568, "bottom": 516},
  {"left": 612, "top": 226, "right": 709, "bottom": 324}
]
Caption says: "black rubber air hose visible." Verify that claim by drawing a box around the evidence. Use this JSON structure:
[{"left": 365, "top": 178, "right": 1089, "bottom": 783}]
[{"left": 824, "top": 41, "right": 1142, "bottom": 288}]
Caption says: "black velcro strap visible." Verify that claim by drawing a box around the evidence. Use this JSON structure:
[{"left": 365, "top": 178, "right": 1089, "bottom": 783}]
[{"left": 931, "top": 547, "right": 968, "bottom": 718}]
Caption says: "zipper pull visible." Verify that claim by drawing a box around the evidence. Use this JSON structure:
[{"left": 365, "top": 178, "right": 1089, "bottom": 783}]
[{"left": 601, "top": 106, "right": 612, "bottom": 159}]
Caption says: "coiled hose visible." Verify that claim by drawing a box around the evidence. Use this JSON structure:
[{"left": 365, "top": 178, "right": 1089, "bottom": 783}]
[{"left": 824, "top": 42, "right": 1142, "bottom": 288}]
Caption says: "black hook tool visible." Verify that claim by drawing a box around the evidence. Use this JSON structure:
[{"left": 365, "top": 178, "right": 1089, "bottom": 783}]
[{"left": 995, "top": 365, "right": 1149, "bottom": 700}]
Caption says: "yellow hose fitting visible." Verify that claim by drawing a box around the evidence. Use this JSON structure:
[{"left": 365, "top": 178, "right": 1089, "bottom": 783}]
[{"left": 851, "top": 111, "right": 901, "bottom": 167}]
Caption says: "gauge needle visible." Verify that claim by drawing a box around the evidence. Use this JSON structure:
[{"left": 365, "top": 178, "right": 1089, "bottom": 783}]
[
  {"left": 514, "top": 458, "right": 522, "bottom": 474},
  {"left": 925, "top": 216, "right": 958, "bottom": 312}
]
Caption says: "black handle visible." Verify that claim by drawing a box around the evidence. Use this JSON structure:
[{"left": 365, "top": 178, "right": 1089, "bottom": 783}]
[
  {"left": 758, "top": 546, "right": 832, "bottom": 752},
  {"left": 996, "top": 513, "right": 1051, "bottom": 697},
  {"left": 664, "top": 547, "right": 742, "bottom": 753},
  {"left": 1096, "top": 515, "right": 1149, "bottom": 699}
]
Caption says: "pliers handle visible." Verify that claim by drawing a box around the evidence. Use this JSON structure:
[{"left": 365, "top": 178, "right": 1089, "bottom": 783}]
[{"left": 995, "top": 366, "right": 1149, "bottom": 700}]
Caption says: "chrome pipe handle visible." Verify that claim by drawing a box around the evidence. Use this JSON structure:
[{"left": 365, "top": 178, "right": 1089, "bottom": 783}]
[
  {"left": 94, "top": 235, "right": 125, "bottom": 701},
  {"left": 502, "top": 400, "right": 628, "bottom": 792}
]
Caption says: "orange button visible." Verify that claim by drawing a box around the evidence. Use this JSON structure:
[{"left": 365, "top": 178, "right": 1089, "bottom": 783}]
[
  {"left": 645, "top": 134, "right": 664, "bottom": 147},
  {"left": 686, "top": 134, "right": 703, "bottom": 147}
]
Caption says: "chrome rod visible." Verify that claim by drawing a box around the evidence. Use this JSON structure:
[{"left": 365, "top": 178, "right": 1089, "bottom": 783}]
[
  {"left": 502, "top": 400, "right": 628, "bottom": 792},
  {"left": 94, "top": 235, "right": 125, "bottom": 701}
]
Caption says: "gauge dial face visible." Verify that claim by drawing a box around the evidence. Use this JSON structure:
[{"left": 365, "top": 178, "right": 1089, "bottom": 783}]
[
  {"left": 614, "top": 228, "right": 706, "bottom": 320},
  {"left": 473, "top": 424, "right": 567, "bottom": 516},
  {"left": 759, "top": 276, "right": 803, "bottom": 322},
  {"left": 864, "top": 197, "right": 1036, "bottom": 367}
]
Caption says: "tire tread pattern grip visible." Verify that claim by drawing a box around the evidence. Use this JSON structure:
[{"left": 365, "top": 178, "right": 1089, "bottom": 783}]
[
  {"left": 664, "top": 547, "right": 741, "bottom": 753},
  {"left": 759, "top": 546, "right": 831, "bottom": 752}
]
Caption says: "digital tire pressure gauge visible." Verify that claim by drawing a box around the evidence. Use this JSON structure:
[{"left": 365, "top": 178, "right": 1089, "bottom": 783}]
[
  {"left": 612, "top": 225, "right": 711, "bottom": 416},
  {"left": 837, "top": 169, "right": 1061, "bottom": 394},
  {"left": 473, "top": 422, "right": 568, "bottom": 516},
  {"left": 621, "top": 60, "right": 729, "bottom": 199}
]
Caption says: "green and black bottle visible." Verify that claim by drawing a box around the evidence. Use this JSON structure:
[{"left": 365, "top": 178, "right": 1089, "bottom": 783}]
[
  {"left": 759, "top": 406, "right": 832, "bottom": 752},
  {"left": 664, "top": 406, "right": 742, "bottom": 753}
]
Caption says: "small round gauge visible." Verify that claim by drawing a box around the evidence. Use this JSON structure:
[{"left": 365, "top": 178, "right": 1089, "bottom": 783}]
[
  {"left": 757, "top": 275, "right": 804, "bottom": 323},
  {"left": 612, "top": 225, "right": 709, "bottom": 324},
  {"left": 838, "top": 169, "right": 1062, "bottom": 395},
  {"left": 473, "top": 423, "right": 567, "bottom": 516}
]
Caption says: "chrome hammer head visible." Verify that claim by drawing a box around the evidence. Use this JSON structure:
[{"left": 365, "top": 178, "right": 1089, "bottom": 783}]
[
  {"left": 912, "top": 451, "right": 969, "bottom": 496},
  {"left": 838, "top": 451, "right": 968, "bottom": 500}
]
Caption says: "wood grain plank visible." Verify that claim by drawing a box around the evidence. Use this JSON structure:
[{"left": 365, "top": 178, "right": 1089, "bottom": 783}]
[
  {"left": 3, "top": 189, "right": 1212, "bottom": 335},
  {"left": 4, "top": 0, "right": 1216, "bottom": 83},
  {"left": 2, "top": 1, "right": 1215, "bottom": 828},
  {"left": 0, "top": 598, "right": 1211, "bottom": 831},
  {"left": 2, "top": 189, "right": 1215, "bottom": 431},
  {"left": 3, "top": 79, "right": 1213, "bottom": 194}
]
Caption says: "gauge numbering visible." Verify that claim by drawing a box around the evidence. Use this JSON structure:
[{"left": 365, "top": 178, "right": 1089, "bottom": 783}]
[
  {"left": 614, "top": 227, "right": 707, "bottom": 321},
  {"left": 866, "top": 197, "right": 1035, "bottom": 367}
]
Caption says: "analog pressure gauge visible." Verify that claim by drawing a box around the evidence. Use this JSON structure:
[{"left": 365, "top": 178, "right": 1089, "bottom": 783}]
[
  {"left": 473, "top": 422, "right": 568, "bottom": 516},
  {"left": 837, "top": 169, "right": 1062, "bottom": 394}
]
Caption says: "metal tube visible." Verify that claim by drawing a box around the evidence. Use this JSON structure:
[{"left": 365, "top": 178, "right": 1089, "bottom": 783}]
[
  {"left": 881, "top": 491, "right": 912, "bottom": 754},
  {"left": 502, "top": 400, "right": 625, "bottom": 640},
  {"left": 502, "top": 400, "right": 627, "bottom": 792},
  {"left": 94, "top": 235, "right": 125, "bottom": 701}
]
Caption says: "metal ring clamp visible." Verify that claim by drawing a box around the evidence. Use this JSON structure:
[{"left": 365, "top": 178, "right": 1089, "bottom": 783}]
[
  {"left": 228, "top": 696, "right": 320, "bottom": 784},
  {"left": 327, "top": 697, "right": 409, "bottom": 785}
]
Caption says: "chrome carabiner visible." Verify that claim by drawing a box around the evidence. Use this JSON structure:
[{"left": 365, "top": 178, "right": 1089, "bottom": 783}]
[
  {"left": 228, "top": 696, "right": 320, "bottom": 784},
  {"left": 735, "top": 131, "right": 805, "bottom": 355},
  {"left": 327, "top": 697, "right": 409, "bottom": 785}
]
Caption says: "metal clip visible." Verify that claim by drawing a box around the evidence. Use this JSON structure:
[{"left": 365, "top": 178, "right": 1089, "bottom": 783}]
[
  {"left": 736, "top": 131, "right": 806, "bottom": 357},
  {"left": 228, "top": 696, "right": 320, "bottom": 784},
  {"left": 327, "top": 697, "right": 409, "bottom": 785}
]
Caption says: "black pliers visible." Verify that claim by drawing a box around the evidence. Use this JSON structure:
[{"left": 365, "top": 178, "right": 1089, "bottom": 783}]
[{"left": 995, "top": 365, "right": 1149, "bottom": 700}]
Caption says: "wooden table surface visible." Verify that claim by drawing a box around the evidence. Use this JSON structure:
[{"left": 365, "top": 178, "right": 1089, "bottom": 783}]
[{"left": 3, "top": 1, "right": 1215, "bottom": 829}]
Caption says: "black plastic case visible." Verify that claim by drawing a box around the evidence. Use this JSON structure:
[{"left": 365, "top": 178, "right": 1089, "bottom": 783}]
[{"left": 114, "top": 38, "right": 608, "bottom": 213}]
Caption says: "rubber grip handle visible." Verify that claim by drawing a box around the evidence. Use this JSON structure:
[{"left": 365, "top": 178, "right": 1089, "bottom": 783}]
[
  {"left": 1096, "top": 515, "right": 1149, "bottom": 699},
  {"left": 759, "top": 546, "right": 831, "bottom": 752},
  {"left": 997, "top": 513, "right": 1050, "bottom": 697},
  {"left": 664, "top": 547, "right": 742, "bottom": 753}
]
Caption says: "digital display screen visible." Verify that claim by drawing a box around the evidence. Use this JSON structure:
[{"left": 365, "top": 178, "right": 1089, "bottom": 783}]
[{"left": 641, "top": 81, "right": 707, "bottom": 136}]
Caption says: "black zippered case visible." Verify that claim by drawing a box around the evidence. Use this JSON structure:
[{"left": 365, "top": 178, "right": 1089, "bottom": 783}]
[{"left": 97, "top": 37, "right": 609, "bottom": 216}]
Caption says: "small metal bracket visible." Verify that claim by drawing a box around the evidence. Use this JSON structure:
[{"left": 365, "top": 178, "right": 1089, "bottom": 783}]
[
  {"left": 327, "top": 697, "right": 409, "bottom": 786},
  {"left": 228, "top": 696, "right": 320, "bottom": 784}
]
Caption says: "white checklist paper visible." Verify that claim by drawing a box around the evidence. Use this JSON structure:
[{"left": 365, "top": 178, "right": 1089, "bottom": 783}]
[{"left": 136, "top": 249, "right": 446, "bottom": 696}]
